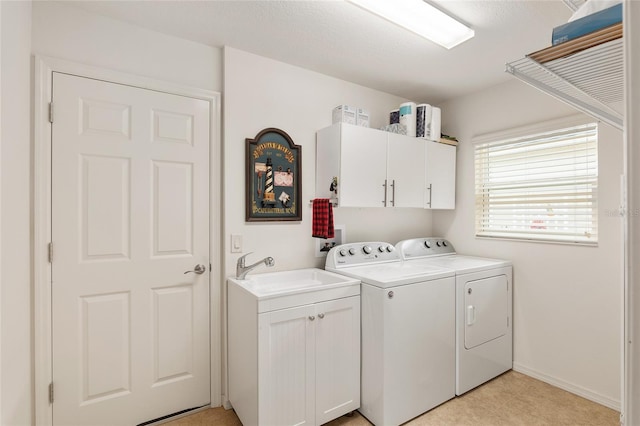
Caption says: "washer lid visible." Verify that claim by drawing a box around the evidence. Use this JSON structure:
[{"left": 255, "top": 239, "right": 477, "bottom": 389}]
[
  {"left": 408, "top": 255, "right": 511, "bottom": 274},
  {"left": 326, "top": 261, "right": 454, "bottom": 288}
]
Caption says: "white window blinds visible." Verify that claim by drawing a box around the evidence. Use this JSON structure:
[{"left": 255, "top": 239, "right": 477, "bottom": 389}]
[{"left": 474, "top": 122, "right": 598, "bottom": 244}]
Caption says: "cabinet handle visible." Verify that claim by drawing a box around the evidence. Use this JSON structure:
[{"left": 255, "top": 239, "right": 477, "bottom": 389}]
[
  {"left": 426, "top": 183, "right": 432, "bottom": 207},
  {"left": 318, "top": 313, "right": 325, "bottom": 319},
  {"left": 382, "top": 179, "right": 387, "bottom": 206},
  {"left": 391, "top": 179, "right": 395, "bottom": 207},
  {"left": 308, "top": 315, "right": 315, "bottom": 321}
]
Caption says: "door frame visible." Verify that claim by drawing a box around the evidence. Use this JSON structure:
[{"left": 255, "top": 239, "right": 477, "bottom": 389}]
[{"left": 33, "top": 55, "right": 222, "bottom": 426}]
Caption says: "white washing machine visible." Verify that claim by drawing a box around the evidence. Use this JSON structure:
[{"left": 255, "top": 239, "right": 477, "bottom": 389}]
[
  {"left": 395, "top": 237, "right": 513, "bottom": 396},
  {"left": 325, "top": 242, "right": 456, "bottom": 426}
]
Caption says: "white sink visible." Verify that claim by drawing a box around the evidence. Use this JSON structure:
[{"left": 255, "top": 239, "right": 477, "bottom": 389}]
[{"left": 228, "top": 267, "right": 359, "bottom": 298}]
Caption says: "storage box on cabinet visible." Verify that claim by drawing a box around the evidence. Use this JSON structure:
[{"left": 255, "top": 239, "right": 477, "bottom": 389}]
[
  {"left": 228, "top": 281, "right": 361, "bottom": 426},
  {"left": 316, "top": 123, "right": 425, "bottom": 208}
]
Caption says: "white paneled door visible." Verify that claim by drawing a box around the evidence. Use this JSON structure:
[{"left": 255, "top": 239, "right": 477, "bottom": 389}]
[{"left": 51, "top": 73, "right": 210, "bottom": 425}]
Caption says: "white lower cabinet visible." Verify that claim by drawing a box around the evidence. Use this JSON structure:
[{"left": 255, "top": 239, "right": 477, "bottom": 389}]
[{"left": 228, "top": 280, "right": 360, "bottom": 426}]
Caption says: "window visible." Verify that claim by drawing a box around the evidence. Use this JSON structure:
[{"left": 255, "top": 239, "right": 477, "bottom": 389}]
[{"left": 474, "top": 121, "right": 598, "bottom": 245}]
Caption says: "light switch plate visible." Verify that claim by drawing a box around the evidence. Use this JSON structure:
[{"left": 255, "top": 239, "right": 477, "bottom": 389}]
[{"left": 231, "top": 234, "right": 243, "bottom": 253}]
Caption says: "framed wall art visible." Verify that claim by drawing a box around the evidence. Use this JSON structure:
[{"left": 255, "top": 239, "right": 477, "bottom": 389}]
[{"left": 246, "top": 128, "right": 302, "bottom": 222}]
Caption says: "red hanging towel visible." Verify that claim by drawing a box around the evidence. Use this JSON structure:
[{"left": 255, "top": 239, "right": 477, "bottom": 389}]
[{"left": 312, "top": 198, "right": 335, "bottom": 239}]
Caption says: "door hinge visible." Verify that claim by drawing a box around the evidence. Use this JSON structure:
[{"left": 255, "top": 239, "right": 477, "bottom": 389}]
[
  {"left": 48, "top": 242, "right": 53, "bottom": 263},
  {"left": 49, "top": 382, "right": 54, "bottom": 404},
  {"left": 48, "top": 102, "right": 54, "bottom": 123}
]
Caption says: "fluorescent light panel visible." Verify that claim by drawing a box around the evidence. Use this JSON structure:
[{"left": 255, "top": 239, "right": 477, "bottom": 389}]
[{"left": 347, "top": 0, "right": 474, "bottom": 49}]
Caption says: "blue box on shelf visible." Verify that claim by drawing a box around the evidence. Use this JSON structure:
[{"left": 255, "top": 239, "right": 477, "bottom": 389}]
[{"left": 552, "top": 3, "right": 622, "bottom": 46}]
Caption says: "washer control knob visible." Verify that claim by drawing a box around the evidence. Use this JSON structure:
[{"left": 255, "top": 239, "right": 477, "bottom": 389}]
[
  {"left": 424, "top": 241, "right": 431, "bottom": 249},
  {"left": 348, "top": 248, "right": 357, "bottom": 256},
  {"left": 436, "top": 241, "right": 442, "bottom": 247},
  {"left": 363, "top": 245, "right": 372, "bottom": 254},
  {"left": 442, "top": 241, "right": 448, "bottom": 247},
  {"left": 378, "top": 246, "right": 386, "bottom": 253},
  {"left": 386, "top": 245, "right": 394, "bottom": 253},
  {"left": 338, "top": 249, "right": 347, "bottom": 257}
]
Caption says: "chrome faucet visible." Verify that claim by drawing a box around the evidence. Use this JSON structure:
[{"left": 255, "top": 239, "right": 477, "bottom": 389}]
[{"left": 236, "top": 252, "right": 275, "bottom": 279}]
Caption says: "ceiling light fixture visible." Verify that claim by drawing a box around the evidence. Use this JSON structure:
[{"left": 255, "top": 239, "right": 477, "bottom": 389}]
[{"left": 347, "top": 0, "right": 475, "bottom": 49}]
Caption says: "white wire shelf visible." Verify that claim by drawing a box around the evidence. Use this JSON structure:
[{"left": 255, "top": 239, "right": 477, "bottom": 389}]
[
  {"left": 562, "top": 0, "right": 586, "bottom": 12},
  {"left": 506, "top": 24, "right": 623, "bottom": 131}
]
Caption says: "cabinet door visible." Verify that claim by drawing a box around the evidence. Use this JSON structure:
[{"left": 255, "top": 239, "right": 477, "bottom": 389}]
[
  {"left": 425, "top": 141, "right": 456, "bottom": 209},
  {"left": 387, "top": 133, "right": 425, "bottom": 208},
  {"left": 258, "top": 305, "right": 315, "bottom": 426},
  {"left": 340, "top": 125, "right": 388, "bottom": 207},
  {"left": 315, "top": 296, "right": 361, "bottom": 425}
]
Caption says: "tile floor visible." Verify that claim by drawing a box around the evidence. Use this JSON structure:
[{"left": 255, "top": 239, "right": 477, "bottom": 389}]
[{"left": 162, "top": 371, "right": 619, "bottom": 426}]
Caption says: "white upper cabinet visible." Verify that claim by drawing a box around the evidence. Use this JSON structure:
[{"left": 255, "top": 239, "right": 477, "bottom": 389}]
[
  {"left": 387, "top": 133, "right": 425, "bottom": 208},
  {"left": 335, "top": 124, "right": 388, "bottom": 207},
  {"left": 424, "top": 140, "right": 456, "bottom": 209},
  {"left": 316, "top": 123, "right": 454, "bottom": 209}
]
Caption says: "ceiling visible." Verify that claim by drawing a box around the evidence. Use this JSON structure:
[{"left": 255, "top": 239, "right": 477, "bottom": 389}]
[{"left": 67, "top": 0, "right": 573, "bottom": 105}]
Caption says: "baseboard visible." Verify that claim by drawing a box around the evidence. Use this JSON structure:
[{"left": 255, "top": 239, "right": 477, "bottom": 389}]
[
  {"left": 222, "top": 396, "right": 233, "bottom": 410},
  {"left": 513, "top": 362, "right": 621, "bottom": 411}
]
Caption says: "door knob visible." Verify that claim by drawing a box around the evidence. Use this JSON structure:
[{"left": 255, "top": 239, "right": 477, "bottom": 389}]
[{"left": 184, "top": 264, "right": 206, "bottom": 275}]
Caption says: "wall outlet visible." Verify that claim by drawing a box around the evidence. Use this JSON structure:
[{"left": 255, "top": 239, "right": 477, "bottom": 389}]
[{"left": 231, "top": 234, "right": 243, "bottom": 253}]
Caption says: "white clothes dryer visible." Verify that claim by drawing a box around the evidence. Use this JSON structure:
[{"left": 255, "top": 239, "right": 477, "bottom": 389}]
[
  {"left": 325, "top": 242, "right": 456, "bottom": 426},
  {"left": 396, "top": 238, "right": 513, "bottom": 396}
]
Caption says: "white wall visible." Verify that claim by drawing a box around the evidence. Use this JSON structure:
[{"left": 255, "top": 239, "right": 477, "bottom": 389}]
[
  {"left": 222, "top": 46, "right": 433, "bottom": 277},
  {"left": 32, "top": 1, "right": 222, "bottom": 93},
  {"left": 1, "top": 1, "right": 33, "bottom": 425},
  {"left": 435, "top": 79, "right": 623, "bottom": 409}
]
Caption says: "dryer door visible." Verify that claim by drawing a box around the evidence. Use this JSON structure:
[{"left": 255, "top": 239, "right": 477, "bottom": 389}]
[{"left": 464, "top": 275, "right": 508, "bottom": 349}]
